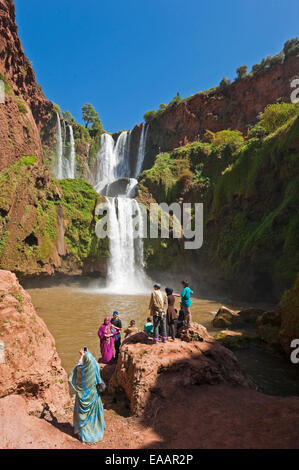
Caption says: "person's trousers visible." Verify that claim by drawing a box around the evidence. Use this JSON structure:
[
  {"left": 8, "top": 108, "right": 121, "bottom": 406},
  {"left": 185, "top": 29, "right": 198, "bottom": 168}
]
[
  {"left": 168, "top": 321, "right": 176, "bottom": 340},
  {"left": 114, "top": 336, "right": 121, "bottom": 358},
  {"left": 153, "top": 315, "right": 167, "bottom": 341},
  {"left": 183, "top": 307, "right": 192, "bottom": 328}
]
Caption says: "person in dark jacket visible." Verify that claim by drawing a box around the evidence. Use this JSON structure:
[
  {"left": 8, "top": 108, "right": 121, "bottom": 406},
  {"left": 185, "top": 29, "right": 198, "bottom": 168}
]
[
  {"left": 110, "top": 311, "right": 122, "bottom": 359},
  {"left": 165, "top": 287, "right": 177, "bottom": 340}
]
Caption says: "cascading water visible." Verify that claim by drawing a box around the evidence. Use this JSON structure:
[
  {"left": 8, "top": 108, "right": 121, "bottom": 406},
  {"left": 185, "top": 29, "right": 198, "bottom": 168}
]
[
  {"left": 55, "top": 115, "right": 75, "bottom": 179},
  {"left": 93, "top": 124, "right": 150, "bottom": 294},
  {"left": 135, "top": 123, "right": 148, "bottom": 177},
  {"left": 94, "top": 133, "right": 116, "bottom": 193},
  {"left": 56, "top": 113, "right": 63, "bottom": 179},
  {"left": 68, "top": 125, "right": 76, "bottom": 179}
]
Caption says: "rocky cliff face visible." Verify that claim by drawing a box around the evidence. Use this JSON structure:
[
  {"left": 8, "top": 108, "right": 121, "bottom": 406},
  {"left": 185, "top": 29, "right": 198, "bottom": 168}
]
[
  {"left": 0, "top": 157, "right": 108, "bottom": 279},
  {"left": 0, "top": 270, "right": 70, "bottom": 415},
  {"left": 143, "top": 54, "right": 299, "bottom": 169},
  {"left": 0, "top": 0, "right": 53, "bottom": 170}
]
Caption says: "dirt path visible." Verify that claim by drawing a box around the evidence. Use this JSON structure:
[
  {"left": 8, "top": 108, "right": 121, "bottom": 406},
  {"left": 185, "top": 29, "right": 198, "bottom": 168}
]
[{"left": 1, "top": 384, "right": 299, "bottom": 449}]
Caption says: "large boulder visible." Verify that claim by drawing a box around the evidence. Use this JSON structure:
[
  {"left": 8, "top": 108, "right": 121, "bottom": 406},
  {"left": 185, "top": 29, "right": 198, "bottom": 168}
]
[
  {"left": 257, "top": 308, "right": 281, "bottom": 348},
  {"left": 109, "top": 325, "right": 254, "bottom": 416},
  {"left": 212, "top": 306, "right": 241, "bottom": 328},
  {"left": 212, "top": 306, "right": 265, "bottom": 328},
  {"left": 0, "top": 270, "right": 70, "bottom": 415}
]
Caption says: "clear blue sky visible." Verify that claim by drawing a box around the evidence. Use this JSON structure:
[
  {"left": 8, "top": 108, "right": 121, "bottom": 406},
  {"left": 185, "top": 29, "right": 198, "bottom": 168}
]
[{"left": 15, "top": 0, "right": 299, "bottom": 133}]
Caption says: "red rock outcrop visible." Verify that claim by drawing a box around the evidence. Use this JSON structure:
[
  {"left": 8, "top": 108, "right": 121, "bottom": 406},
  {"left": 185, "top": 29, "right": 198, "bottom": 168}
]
[
  {"left": 0, "top": 0, "right": 53, "bottom": 170},
  {"left": 109, "top": 326, "right": 254, "bottom": 416},
  {"left": 146, "top": 55, "right": 299, "bottom": 157},
  {"left": 0, "top": 270, "right": 70, "bottom": 415}
]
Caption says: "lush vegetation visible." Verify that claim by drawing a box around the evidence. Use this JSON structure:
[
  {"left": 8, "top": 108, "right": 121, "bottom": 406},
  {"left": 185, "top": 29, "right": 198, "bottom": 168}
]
[
  {"left": 139, "top": 102, "right": 299, "bottom": 299},
  {"left": 0, "top": 159, "right": 108, "bottom": 275}
]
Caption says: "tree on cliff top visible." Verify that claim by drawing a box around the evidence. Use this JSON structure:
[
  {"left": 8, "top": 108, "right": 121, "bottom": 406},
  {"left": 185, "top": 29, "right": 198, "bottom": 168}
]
[
  {"left": 82, "top": 103, "right": 99, "bottom": 128},
  {"left": 236, "top": 65, "right": 248, "bottom": 80},
  {"left": 283, "top": 37, "right": 299, "bottom": 59},
  {"left": 62, "top": 110, "right": 75, "bottom": 123}
]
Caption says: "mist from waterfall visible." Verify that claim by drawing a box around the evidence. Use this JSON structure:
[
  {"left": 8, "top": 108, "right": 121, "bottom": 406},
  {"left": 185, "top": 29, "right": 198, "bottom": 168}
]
[{"left": 93, "top": 125, "right": 151, "bottom": 294}]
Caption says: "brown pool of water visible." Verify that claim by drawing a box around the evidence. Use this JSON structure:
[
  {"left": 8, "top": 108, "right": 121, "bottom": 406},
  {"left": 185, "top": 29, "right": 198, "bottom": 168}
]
[
  {"left": 28, "top": 284, "right": 299, "bottom": 397},
  {"left": 28, "top": 285, "right": 243, "bottom": 374}
]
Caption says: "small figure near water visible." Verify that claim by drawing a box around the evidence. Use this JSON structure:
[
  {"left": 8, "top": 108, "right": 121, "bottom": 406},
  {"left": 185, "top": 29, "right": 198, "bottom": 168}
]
[
  {"left": 149, "top": 283, "right": 168, "bottom": 343},
  {"left": 124, "top": 320, "right": 139, "bottom": 338},
  {"left": 98, "top": 317, "right": 117, "bottom": 364},
  {"left": 111, "top": 310, "right": 122, "bottom": 359},
  {"left": 144, "top": 317, "right": 154, "bottom": 336},
  {"left": 69, "top": 349, "right": 106, "bottom": 444},
  {"left": 165, "top": 287, "right": 177, "bottom": 341},
  {"left": 174, "top": 281, "right": 193, "bottom": 328}
]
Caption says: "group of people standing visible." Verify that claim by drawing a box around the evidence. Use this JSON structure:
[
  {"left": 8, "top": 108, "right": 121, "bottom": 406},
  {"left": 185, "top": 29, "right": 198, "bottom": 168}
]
[
  {"left": 149, "top": 280, "right": 193, "bottom": 343},
  {"left": 68, "top": 280, "right": 193, "bottom": 444},
  {"left": 98, "top": 280, "right": 193, "bottom": 364}
]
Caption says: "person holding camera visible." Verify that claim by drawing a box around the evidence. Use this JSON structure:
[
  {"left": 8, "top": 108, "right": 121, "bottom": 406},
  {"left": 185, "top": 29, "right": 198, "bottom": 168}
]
[
  {"left": 69, "top": 348, "right": 106, "bottom": 444},
  {"left": 149, "top": 283, "right": 168, "bottom": 344}
]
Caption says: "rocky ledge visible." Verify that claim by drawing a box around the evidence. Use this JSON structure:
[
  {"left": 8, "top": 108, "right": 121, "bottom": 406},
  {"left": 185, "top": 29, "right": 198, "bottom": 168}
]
[{"left": 108, "top": 324, "right": 254, "bottom": 417}]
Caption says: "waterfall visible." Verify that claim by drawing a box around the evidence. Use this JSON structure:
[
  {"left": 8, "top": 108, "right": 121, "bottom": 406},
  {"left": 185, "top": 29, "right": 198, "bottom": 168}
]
[
  {"left": 94, "top": 133, "right": 117, "bottom": 194},
  {"left": 135, "top": 123, "right": 148, "bottom": 177},
  {"left": 114, "top": 131, "right": 130, "bottom": 178},
  {"left": 55, "top": 116, "right": 75, "bottom": 179},
  {"left": 56, "top": 113, "right": 63, "bottom": 179},
  {"left": 92, "top": 124, "right": 150, "bottom": 294},
  {"left": 103, "top": 197, "right": 149, "bottom": 294},
  {"left": 69, "top": 125, "right": 76, "bottom": 179}
]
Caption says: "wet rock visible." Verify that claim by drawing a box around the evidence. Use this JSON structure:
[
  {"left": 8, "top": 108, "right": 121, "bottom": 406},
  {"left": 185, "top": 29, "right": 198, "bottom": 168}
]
[
  {"left": 212, "top": 306, "right": 241, "bottom": 328},
  {"left": 257, "top": 309, "right": 281, "bottom": 348},
  {"left": 213, "top": 306, "right": 266, "bottom": 329},
  {"left": 215, "top": 330, "right": 255, "bottom": 349},
  {"left": 177, "top": 322, "right": 209, "bottom": 342}
]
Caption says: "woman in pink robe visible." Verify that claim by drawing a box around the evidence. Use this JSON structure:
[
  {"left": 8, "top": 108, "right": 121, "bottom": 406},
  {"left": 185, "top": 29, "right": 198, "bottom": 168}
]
[{"left": 98, "top": 317, "right": 117, "bottom": 364}]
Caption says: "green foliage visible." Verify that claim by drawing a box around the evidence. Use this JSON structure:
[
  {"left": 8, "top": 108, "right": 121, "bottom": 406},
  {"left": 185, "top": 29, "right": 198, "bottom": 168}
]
[
  {"left": 89, "top": 117, "right": 103, "bottom": 138},
  {"left": 82, "top": 103, "right": 99, "bottom": 128},
  {"left": 268, "top": 52, "right": 285, "bottom": 66},
  {"left": 62, "top": 110, "right": 75, "bottom": 123},
  {"left": 259, "top": 102, "right": 299, "bottom": 134},
  {"left": 52, "top": 102, "right": 61, "bottom": 115},
  {"left": 219, "top": 77, "right": 231, "bottom": 89},
  {"left": 16, "top": 97, "right": 27, "bottom": 115},
  {"left": 247, "top": 123, "right": 267, "bottom": 140},
  {"left": 236, "top": 65, "right": 248, "bottom": 80},
  {"left": 283, "top": 37, "right": 299, "bottom": 59},
  {"left": 144, "top": 110, "right": 157, "bottom": 123},
  {"left": 210, "top": 111, "right": 299, "bottom": 289}
]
